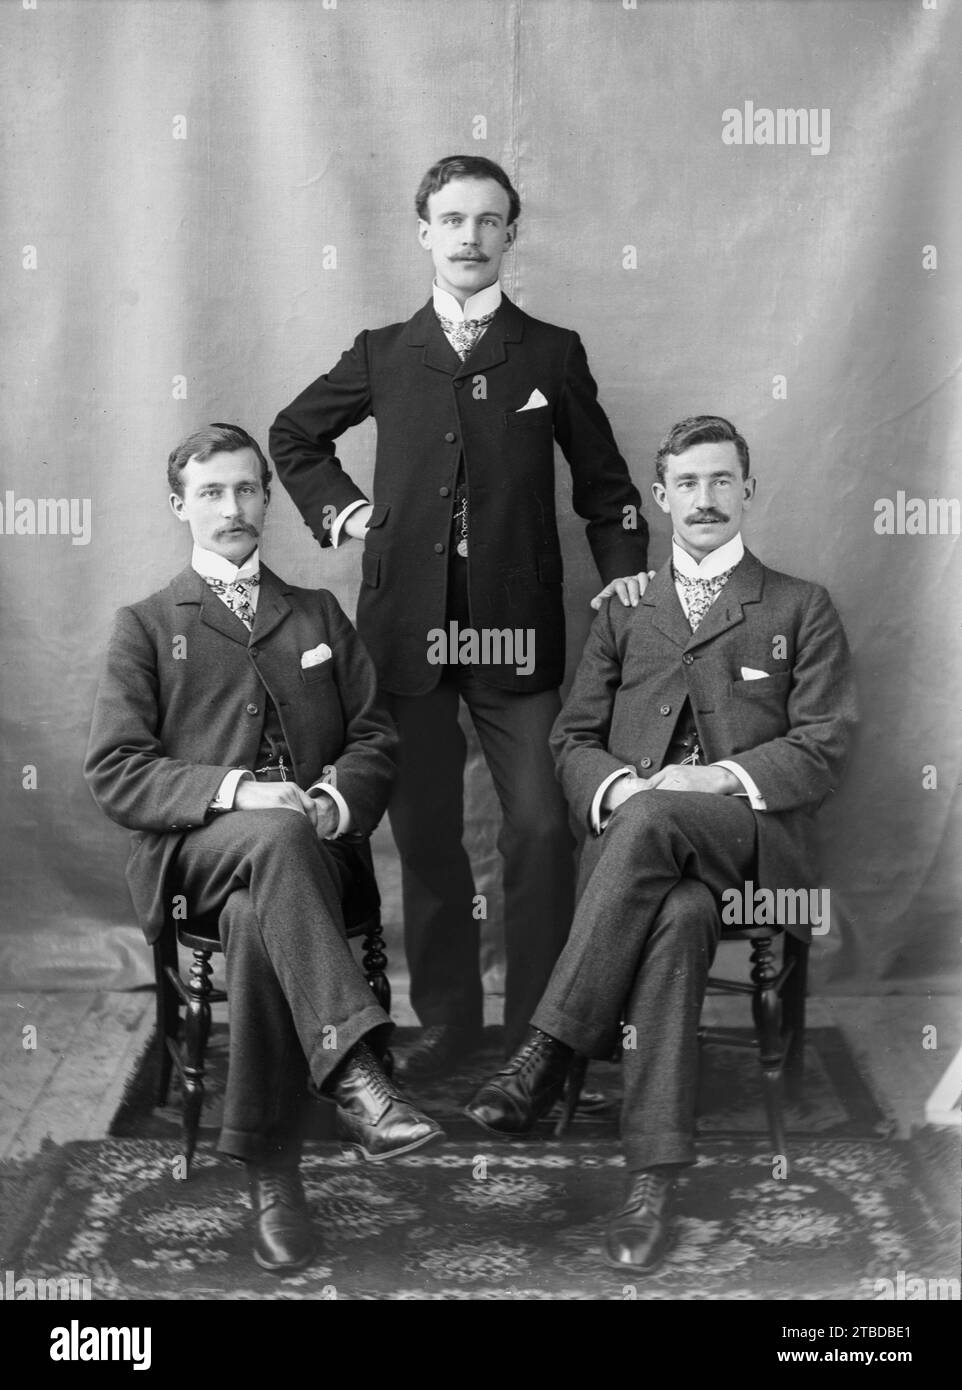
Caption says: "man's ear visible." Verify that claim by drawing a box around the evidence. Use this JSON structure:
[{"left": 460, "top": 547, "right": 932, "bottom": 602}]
[
  {"left": 742, "top": 476, "right": 757, "bottom": 505},
  {"left": 169, "top": 492, "right": 188, "bottom": 522},
  {"left": 417, "top": 218, "right": 432, "bottom": 250},
  {"left": 651, "top": 481, "right": 671, "bottom": 515},
  {"left": 504, "top": 224, "right": 516, "bottom": 248}
]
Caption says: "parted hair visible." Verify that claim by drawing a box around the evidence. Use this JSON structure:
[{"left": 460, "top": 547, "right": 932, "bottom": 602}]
[
  {"left": 415, "top": 155, "right": 521, "bottom": 224},
  {"left": 167, "top": 423, "right": 272, "bottom": 497},
  {"left": 655, "top": 416, "right": 750, "bottom": 483}
]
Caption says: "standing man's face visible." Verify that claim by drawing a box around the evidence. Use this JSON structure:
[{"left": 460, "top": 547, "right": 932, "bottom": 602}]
[
  {"left": 418, "top": 177, "right": 515, "bottom": 303},
  {"left": 651, "top": 441, "right": 755, "bottom": 562},
  {"left": 169, "top": 448, "right": 268, "bottom": 564}
]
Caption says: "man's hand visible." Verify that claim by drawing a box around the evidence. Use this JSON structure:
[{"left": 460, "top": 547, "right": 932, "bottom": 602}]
[
  {"left": 343, "top": 503, "right": 374, "bottom": 541},
  {"left": 601, "top": 772, "right": 646, "bottom": 816},
  {"left": 309, "top": 792, "right": 340, "bottom": 840},
  {"left": 233, "top": 779, "right": 319, "bottom": 826},
  {"left": 646, "top": 765, "right": 740, "bottom": 795},
  {"left": 590, "top": 570, "right": 656, "bottom": 610}
]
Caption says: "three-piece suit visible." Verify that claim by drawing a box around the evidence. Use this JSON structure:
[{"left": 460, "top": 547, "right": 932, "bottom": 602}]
[
  {"left": 269, "top": 293, "right": 649, "bottom": 1046},
  {"left": 536, "top": 548, "right": 857, "bottom": 1167},
  {"left": 84, "top": 563, "right": 397, "bottom": 1161}
]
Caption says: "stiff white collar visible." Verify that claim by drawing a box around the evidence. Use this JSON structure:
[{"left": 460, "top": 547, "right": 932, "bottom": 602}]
[
  {"left": 191, "top": 543, "right": 260, "bottom": 583},
  {"left": 432, "top": 279, "right": 502, "bottom": 323},
  {"left": 671, "top": 533, "right": 744, "bottom": 580}
]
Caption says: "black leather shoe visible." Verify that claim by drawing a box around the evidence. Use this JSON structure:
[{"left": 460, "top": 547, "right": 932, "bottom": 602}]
[
  {"left": 464, "top": 1027, "right": 573, "bottom": 1136},
  {"left": 394, "top": 1023, "right": 483, "bottom": 1083},
  {"left": 604, "top": 1169, "right": 676, "bottom": 1273},
  {"left": 328, "top": 1041, "right": 444, "bottom": 1161},
  {"left": 246, "top": 1164, "right": 316, "bottom": 1273}
]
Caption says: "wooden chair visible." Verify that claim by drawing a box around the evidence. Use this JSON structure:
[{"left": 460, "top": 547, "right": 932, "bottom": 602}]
[
  {"left": 555, "top": 914, "right": 809, "bottom": 1158},
  {"left": 152, "top": 837, "right": 390, "bottom": 1176},
  {"left": 699, "top": 925, "right": 808, "bottom": 1163}
]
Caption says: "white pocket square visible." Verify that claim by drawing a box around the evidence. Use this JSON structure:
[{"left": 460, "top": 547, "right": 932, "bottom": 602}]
[
  {"left": 740, "top": 666, "right": 770, "bottom": 681},
  {"left": 517, "top": 388, "right": 548, "bottom": 412},
  {"left": 301, "top": 643, "right": 333, "bottom": 669}
]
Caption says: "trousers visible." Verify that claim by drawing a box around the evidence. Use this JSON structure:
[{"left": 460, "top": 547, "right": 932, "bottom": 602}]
[
  {"left": 532, "top": 789, "right": 758, "bottom": 1168},
  {"left": 385, "top": 669, "right": 576, "bottom": 1053},
  {"left": 170, "top": 809, "right": 390, "bottom": 1164}
]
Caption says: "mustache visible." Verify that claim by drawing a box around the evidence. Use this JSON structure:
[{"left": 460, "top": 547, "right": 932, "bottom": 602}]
[
  {"left": 452, "top": 254, "right": 489, "bottom": 262},
  {"left": 214, "top": 522, "right": 258, "bottom": 537},
  {"left": 686, "top": 511, "right": 729, "bottom": 525}
]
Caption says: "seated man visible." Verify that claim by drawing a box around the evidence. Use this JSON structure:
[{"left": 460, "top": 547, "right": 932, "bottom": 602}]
[
  {"left": 466, "top": 415, "right": 856, "bottom": 1273},
  {"left": 84, "top": 423, "right": 442, "bottom": 1274}
]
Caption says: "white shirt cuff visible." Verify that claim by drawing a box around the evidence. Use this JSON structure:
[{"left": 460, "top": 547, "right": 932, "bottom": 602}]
[
  {"left": 330, "top": 499, "right": 369, "bottom": 549},
  {"left": 590, "top": 767, "right": 636, "bottom": 835},
  {"left": 713, "top": 760, "right": 768, "bottom": 811},
  {"left": 210, "top": 768, "right": 253, "bottom": 812},
  {"left": 307, "top": 781, "right": 351, "bottom": 837}
]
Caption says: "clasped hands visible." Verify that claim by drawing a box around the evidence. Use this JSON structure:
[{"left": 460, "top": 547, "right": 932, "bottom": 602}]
[
  {"left": 233, "top": 779, "right": 340, "bottom": 838},
  {"left": 603, "top": 763, "right": 740, "bottom": 815}
]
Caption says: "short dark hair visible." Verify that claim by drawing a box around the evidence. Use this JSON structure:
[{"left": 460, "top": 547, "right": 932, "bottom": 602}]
[
  {"left": 415, "top": 155, "right": 521, "bottom": 224},
  {"left": 167, "top": 423, "right": 272, "bottom": 498},
  {"left": 655, "top": 415, "right": 750, "bottom": 484}
]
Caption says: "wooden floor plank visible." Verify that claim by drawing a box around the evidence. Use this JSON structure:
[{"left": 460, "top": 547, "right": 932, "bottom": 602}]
[
  {"left": 0, "top": 993, "right": 96, "bottom": 1154},
  {"left": 6, "top": 992, "right": 153, "bottom": 1160},
  {"left": 2, "top": 990, "right": 958, "bottom": 1159}
]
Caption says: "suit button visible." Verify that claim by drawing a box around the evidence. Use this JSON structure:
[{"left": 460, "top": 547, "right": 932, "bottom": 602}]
[
  {"left": 639, "top": 757, "right": 652, "bottom": 769},
  {"left": 245, "top": 703, "right": 259, "bottom": 715},
  {"left": 454, "top": 379, "right": 465, "bottom": 390},
  {"left": 682, "top": 653, "right": 694, "bottom": 665},
  {"left": 444, "top": 431, "right": 457, "bottom": 443},
  {"left": 249, "top": 646, "right": 259, "bottom": 657},
  {"left": 660, "top": 704, "right": 671, "bottom": 715},
  {"left": 434, "top": 542, "right": 445, "bottom": 554},
  {"left": 439, "top": 486, "right": 451, "bottom": 497}
]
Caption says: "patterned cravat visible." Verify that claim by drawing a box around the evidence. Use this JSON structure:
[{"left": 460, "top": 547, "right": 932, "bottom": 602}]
[
  {"left": 202, "top": 573, "right": 260, "bottom": 631},
  {"left": 673, "top": 565, "right": 736, "bottom": 632},
  {"left": 435, "top": 307, "right": 498, "bottom": 361}
]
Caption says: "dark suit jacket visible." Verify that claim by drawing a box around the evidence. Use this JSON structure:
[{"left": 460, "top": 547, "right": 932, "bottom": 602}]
[
  {"left": 269, "top": 295, "right": 649, "bottom": 696},
  {"left": 550, "top": 549, "right": 857, "bottom": 933},
  {"left": 84, "top": 564, "right": 397, "bottom": 943}
]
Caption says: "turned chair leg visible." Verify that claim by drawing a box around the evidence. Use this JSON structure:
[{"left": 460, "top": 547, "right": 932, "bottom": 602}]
[
  {"left": 181, "top": 947, "right": 214, "bottom": 1176},
  {"left": 153, "top": 940, "right": 178, "bottom": 1106},
  {"left": 782, "top": 934, "right": 808, "bottom": 1104},
  {"left": 750, "top": 935, "right": 789, "bottom": 1166},
  {"left": 361, "top": 915, "right": 394, "bottom": 1076}
]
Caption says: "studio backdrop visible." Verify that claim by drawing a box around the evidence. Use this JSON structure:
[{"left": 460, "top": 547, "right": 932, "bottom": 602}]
[{"left": 1, "top": 0, "right": 959, "bottom": 1000}]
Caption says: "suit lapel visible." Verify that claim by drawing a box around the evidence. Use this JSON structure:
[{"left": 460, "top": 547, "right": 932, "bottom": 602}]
[
  {"left": 170, "top": 562, "right": 293, "bottom": 648},
  {"left": 683, "top": 549, "right": 766, "bottom": 651},
  {"left": 640, "top": 548, "right": 766, "bottom": 651},
  {"left": 250, "top": 565, "right": 293, "bottom": 645},
  {"left": 171, "top": 565, "right": 249, "bottom": 647},
  {"left": 641, "top": 562, "right": 693, "bottom": 649},
  {"left": 403, "top": 294, "right": 526, "bottom": 378},
  {"left": 404, "top": 299, "right": 461, "bottom": 376},
  {"left": 457, "top": 296, "right": 525, "bottom": 377}
]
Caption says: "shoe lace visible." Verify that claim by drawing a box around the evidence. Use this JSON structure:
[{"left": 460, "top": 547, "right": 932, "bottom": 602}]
[
  {"left": 353, "top": 1044, "right": 395, "bottom": 1105},
  {"left": 502, "top": 1030, "right": 560, "bottom": 1081}
]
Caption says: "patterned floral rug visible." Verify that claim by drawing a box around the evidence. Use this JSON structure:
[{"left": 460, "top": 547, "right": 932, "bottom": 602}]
[
  {"left": 6, "top": 1136, "right": 958, "bottom": 1300},
  {"left": 112, "top": 1024, "right": 893, "bottom": 1143}
]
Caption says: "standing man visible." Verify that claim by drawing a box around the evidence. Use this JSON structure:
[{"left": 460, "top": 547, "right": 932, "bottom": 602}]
[
  {"left": 270, "top": 155, "right": 649, "bottom": 1078},
  {"left": 466, "top": 415, "right": 857, "bottom": 1273}
]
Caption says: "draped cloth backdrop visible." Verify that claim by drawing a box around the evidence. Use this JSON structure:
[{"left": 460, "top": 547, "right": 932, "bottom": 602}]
[{"left": 1, "top": 0, "right": 959, "bottom": 1000}]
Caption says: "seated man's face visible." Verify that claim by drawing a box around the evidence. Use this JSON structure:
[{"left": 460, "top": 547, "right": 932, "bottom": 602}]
[
  {"left": 652, "top": 441, "right": 755, "bottom": 561},
  {"left": 418, "top": 177, "right": 515, "bottom": 300},
  {"left": 169, "top": 447, "right": 268, "bottom": 564}
]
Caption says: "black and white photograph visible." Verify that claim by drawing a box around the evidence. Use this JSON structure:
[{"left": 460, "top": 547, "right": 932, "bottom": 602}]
[{"left": 1, "top": 0, "right": 959, "bottom": 1335}]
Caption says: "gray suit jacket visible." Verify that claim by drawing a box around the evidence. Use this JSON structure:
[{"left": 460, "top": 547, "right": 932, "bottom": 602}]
[
  {"left": 550, "top": 549, "right": 857, "bottom": 919},
  {"left": 84, "top": 564, "right": 397, "bottom": 942}
]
